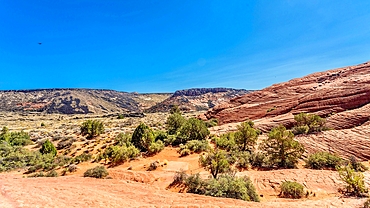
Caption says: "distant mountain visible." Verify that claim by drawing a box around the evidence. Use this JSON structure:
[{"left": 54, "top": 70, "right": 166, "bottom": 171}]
[
  {"left": 0, "top": 88, "right": 170, "bottom": 115},
  {"left": 146, "top": 88, "right": 252, "bottom": 113}
]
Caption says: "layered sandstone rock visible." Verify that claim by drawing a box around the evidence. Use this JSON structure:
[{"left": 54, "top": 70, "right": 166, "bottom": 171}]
[{"left": 203, "top": 61, "right": 370, "bottom": 130}]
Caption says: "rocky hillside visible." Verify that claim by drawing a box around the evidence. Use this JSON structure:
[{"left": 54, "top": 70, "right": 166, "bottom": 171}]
[
  {"left": 0, "top": 89, "right": 170, "bottom": 115},
  {"left": 146, "top": 88, "right": 252, "bottom": 113},
  {"left": 202, "top": 61, "right": 370, "bottom": 129}
]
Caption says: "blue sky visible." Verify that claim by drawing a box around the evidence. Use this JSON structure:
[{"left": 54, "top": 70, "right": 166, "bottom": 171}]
[{"left": 1, "top": 1, "right": 370, "bottom": 93}]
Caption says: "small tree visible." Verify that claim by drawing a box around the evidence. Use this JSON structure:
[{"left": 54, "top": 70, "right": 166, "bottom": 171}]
[
  {"left": 166, "top": 113, "right": 186, "bottom": 135},
  {"left": 260, "top": 125, "right": 304, "bottom": 168},
  {"left": 293, "top": 113, "right": 326, "bottom": 134},
  {"left": 199, "top": 149, "right": 230, "bottom": 178},
  {"left": 80, "top": 120, "right": 104, "bottom": 139},
  {"left": 234, "top": 121, "right": 259, "bottom": 152},
  {"left": 132, "top": 123, "right": 155, "bottom": 152},
  {"left": 337, "top": 165, "right": 368, "bottom": 197},
  {"left": 40, "top": 139, "right": 57, "bottom": 156},
  {"left": 175, "top": 118, "right": 209, "bottom": 145}
]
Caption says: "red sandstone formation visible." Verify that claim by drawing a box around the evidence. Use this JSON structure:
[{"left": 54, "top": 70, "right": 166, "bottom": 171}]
[{"left": 203, "top": 61, "right": 370, "bottom": 129}]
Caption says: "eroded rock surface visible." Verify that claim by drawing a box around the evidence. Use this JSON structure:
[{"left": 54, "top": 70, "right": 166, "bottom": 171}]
[{"left": 203, "top": 61, "right": 370, "bottom": 130}]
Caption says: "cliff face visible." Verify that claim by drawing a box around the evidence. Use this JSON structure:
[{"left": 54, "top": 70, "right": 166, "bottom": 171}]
[
  {"left": 146, "top": 88, "right": 252, "bottom": 113},
  {"left": 0, "top": 89, "right": 141, "bottom": 114},
  {"left": 203, "top": 61, "right": 370, "bottom": 129}
]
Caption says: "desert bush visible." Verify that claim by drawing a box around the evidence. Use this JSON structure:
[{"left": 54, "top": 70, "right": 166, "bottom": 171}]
[
  {"left": 0, "top": 128, "right": 33, "bottom": 146},
  {"left": 40, "top": 139, "right": 57, "bottom": 156},
  {"left": 171, "top": 170, "right": 188, "bottom": 185},
  {"left": 114, "top": 132, "right": 132, "bottom": 146},
  {"left": 166, "top": 113, "right": 186, "bottom": 135},
  {"left": 179, "top": 148, "right": 191, "bottom": 157},
  {"left": 57, "top": 137, "right": 76, "bottom": 150},
  {"left": 279, "top": 181, "right": 305, "bottom": 199},
  {"left": 249, "top": 152, "right": 268, "bottom": 168},
  {"left": 205, "top": 118, "right": 218, "bottom": 128},
  {"left": 337, "top": 165, "right": 368, "bottom": 197},
  {"left": 178, "top": 140, "right": 210, "bottom": 156},
  {"left": 205, "top": 174, "right": 260, "bottom": 202},
  {"left": 234, "top": 151, "right": 251, "bottom": 169},
  {"left": 98, "top": 145, "right": 139, "bottom": 165},
  {"left": 349, "top": 156, "right": 368, "bottom": 172},
  {"left": 117, "top": 114, "right": 125, "bottom": 119},
  {"left": 154, "top": 131, "right": 168, "bottom": 143},
  {"left": 199, "top": 149, "right": 230, "bottom": 178},
  {"left": 293, "top": 113, "right": 326, "bottom": 134},
  {"left": 0, "top": 142, "right": 58, "bottom": 173},
  {"left": 148, "top": 140, "right": 164, "bottom": 155},
  {"left": 305, "top": 152, "right": 342, "bottom": 170},
  {"left": 83, "top": 166, "right": 109, "bottom": 178},
  {"left": 175, "top": 118, "right": 210, "bottom": 145},
  {"left": 234, "top": 121, "right": 259, "bottom": 152},
  {"left": 80, "top": 120, "right": 104, "bottom": 139},
  {"left": 185, "top": 173, "right": 206, "bottom": 194},
  {"left": 28, "top": 171, "right": 58, "bottom": 177},
  {"left": 214, "top": 132, "right": 237, "bottom": 151},
  {"left": 260, "top": 125, "right": 304, "bottom": 168},
  {"left": 72, "top": 153, "right": 92, "bottom": 164},
  {"left": 132, "top": 123, "right": 155, "bottom": 152},
  {"left": 292, "top": 125, "right": 309, "bottom": 135}
]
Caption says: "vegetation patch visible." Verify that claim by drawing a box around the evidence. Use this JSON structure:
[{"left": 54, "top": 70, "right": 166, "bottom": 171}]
[{"left": 279, "top": 181, "right": 305, "bottom": 199}]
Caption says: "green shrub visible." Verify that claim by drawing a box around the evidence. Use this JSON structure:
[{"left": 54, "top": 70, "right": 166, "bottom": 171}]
[
  {"left": 199, "top": 149, "right": 230, "bottom": 178},
  {"left": 132, "top": 123, "right": 155, "bottom": 152},
  {"left": 175, "top": 118, "right": 210, "bottom": 145},
  {"left": 80, "top": 120, "right": 104, "bottom": 139},
  {"left": 40, "top": 139, "right": 57, "bottom": 156},
  {"left": 249, "top": 152, "right": 268, "bottom": 168},
  {"left": 98, "top": 144, "right": 139, "bottom": 165},
  {"left": 185, "top": 173, "right": 206, "bottom": 194},
  {"left": 205, "top": 119, "right": 218, "bottom": 128},
  {"left": 349, "top": 156, "right": 368, "bottom": 172},
  {"left": 166, "top": 113, "right": 186, "bottom": 135},
  {"left": 178, "top": 140, "right": 210, "bottom": 156},
  {"left": 45, "top": 170, "right": 58, "bottom": 177},
  {"left": 260, "top": 125, "right": 304, "bottom": 168},
  {"left": 117, "top": 114, "right": 125, "bottom": 119},
  {"left": 234, "top": 121, "right": 259, "bottom": 152},
  {"left": 180, "top": 173, "right": 259, "bottom": 202},
  {"left": 114, "top": 132, "right": 132, "bottom": 146},
  {"left": 234, "top": 151, "right": 251, "bottom": 169},
  {"left": 179, "top": 148, "right": 191, "bottom": 157},
  {"left": 293, "top": 113, "right": 326, "bottom": 134},
  {"left": 205, "top": 175, "right": 260, "bottom": 202},
  {"left": 72, "top": 153, "right": 92, "bottom": 164},
  {"left": 154, "top": 131, "right": 168, "bottom": 143},
  {"left": 0, "top": 129, "right": 33, "bottom": 146},
  {"left": 148, "top": 140, "right": 164, "bottom": 155},
  {"left": 214, "top": 132, "right": 237, "bottom": 151},
  {"left": 337, "top": 165, "right": 368, "bottom": 197},
  {"left": 279, "top": 181, "right": 305, "bottom": 199},
  {"left": 305, "top": 152, "right": 342, "bottom": 170},
  {"left": 84, "top": 166, "right": 109, "bottom": 178},
  {"left": 292, "top": 125, "right": 309, "bottom": 135},
  {"left": 41, "top": 122, "right": 46, "bottom": 127}
]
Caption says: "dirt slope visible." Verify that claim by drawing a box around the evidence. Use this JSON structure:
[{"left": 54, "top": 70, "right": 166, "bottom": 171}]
[{"left": 202, "top": 61, "right": 370, "bottom": 129}]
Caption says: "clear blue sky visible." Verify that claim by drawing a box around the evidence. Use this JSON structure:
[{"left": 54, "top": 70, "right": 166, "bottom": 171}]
[{"left": 1, "top": 1, "right": 370, "bottom": 93}]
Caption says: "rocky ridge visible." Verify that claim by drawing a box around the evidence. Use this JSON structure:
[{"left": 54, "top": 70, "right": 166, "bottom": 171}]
[{"left": 146, "top": 88, "right": 251, "bottom": 113}]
